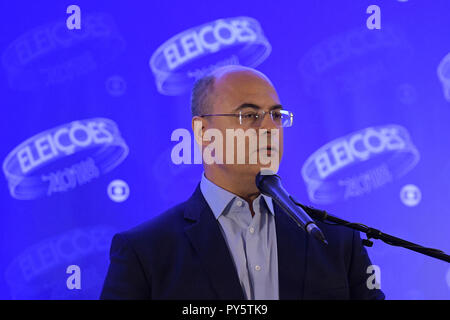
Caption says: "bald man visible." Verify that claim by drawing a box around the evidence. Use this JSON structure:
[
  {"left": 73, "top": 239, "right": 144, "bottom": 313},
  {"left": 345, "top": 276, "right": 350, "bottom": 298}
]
[{"left": 100, "top": 66, "right": 385, "bottom": 300}]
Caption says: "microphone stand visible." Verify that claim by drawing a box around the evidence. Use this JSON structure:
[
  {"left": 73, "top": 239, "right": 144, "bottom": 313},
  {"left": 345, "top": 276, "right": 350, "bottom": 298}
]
[{"left": 289, "top": 196, "right": 450, "bottom": 263}]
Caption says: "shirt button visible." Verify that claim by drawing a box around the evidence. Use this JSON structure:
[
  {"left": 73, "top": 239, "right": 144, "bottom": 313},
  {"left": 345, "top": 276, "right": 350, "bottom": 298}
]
[
  {"left": 236, "top": 200, "right": 243, "bottom": 207},
  {"left": 255, "top": 265, "right": 261, "bottom": 271},
  {"left": 249, "top": 227, "right": 255, "bottom": 234}
]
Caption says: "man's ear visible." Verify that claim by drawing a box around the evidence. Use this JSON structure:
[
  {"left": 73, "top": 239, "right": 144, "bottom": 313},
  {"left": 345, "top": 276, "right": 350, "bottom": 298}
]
[{"left": 192, "top": 116, "right": 206, "bottom": 147}]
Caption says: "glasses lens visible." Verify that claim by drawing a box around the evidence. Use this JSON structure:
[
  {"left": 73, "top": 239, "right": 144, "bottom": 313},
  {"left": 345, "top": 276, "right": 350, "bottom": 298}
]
[
  {"left": 239, "top": 110, "right": 293, "bottom": 127},
  {"left": 279, "top": 110, "right": 293, "bottom": 127},
  {"left": 239, "top": 112, "right": 259, "bottom": 126},
  {"left": 270, "top": 110, "right": 292, "bottom": 127}
]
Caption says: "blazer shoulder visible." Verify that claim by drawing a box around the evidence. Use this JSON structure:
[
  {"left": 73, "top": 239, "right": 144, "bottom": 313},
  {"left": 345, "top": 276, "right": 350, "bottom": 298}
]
[{"left": 119, "top": 200, "right": 190, "bottom": 246}]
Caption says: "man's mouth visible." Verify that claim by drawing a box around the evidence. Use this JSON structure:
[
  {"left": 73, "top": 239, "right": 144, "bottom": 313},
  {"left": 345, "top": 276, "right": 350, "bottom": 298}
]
[{"left": 258, "top": 146, "right": 278, "bottom": 153}]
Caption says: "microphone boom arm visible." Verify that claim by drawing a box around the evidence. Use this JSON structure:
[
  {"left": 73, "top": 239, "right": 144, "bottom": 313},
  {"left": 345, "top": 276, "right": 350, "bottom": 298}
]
[{"left": 290, "top": 195, "right": 450, "bottom": 263}]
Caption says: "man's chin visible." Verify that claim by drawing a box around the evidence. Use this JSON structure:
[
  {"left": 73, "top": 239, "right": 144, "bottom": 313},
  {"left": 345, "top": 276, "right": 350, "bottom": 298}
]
[{"left": 232, "top": 163, "right": 280, "bottom": 176}]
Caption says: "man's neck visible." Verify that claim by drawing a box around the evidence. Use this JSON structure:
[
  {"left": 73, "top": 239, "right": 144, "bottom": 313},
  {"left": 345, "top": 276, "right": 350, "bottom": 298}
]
[{"left": 204, "top": 168, "right": 260, "bottom": 204}]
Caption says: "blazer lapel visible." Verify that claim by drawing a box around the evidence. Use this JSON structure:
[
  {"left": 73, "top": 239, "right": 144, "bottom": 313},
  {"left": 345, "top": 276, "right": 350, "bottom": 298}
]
[
  {"left": 275, "top": 202, "right": 308, "bottom": 300},
  {"left": 183, "top": 185, "right": 245, "bottom": 300}
]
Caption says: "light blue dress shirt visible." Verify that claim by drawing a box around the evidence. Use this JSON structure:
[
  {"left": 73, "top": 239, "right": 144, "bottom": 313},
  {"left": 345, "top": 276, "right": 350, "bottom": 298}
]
[{"left": 200, "top": 172, "right": 279, "bottom": 300}]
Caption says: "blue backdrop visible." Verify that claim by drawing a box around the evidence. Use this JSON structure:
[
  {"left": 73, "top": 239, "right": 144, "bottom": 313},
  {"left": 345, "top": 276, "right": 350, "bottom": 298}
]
[{"left": 0, "top": 0, "right": 449, "bottom": 299}]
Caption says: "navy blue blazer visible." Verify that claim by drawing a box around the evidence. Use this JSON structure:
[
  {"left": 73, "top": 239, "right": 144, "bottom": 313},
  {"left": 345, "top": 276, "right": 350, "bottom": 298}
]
[{"left": 100, "top": 184, "right": 385, "bottom": 300}]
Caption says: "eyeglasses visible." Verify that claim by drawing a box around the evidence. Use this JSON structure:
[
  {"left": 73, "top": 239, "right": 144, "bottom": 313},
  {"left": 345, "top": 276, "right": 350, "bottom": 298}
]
[{"left": 199, "top": 109, "right": 294, "bottom": 127}]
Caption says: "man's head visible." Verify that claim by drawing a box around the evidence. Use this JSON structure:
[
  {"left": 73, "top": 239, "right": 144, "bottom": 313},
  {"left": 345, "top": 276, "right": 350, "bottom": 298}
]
[{"left": 191, "top": 65, "right": 286, "bottom": 195}]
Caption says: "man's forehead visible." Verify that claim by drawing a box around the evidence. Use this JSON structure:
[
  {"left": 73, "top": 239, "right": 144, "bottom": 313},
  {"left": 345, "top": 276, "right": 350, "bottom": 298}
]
[
  {"left": 212, "top": 66, "right": 272, "bottom": 87},
  {"left": 211, "top": 66, "right": 278, "bottom": 107}
]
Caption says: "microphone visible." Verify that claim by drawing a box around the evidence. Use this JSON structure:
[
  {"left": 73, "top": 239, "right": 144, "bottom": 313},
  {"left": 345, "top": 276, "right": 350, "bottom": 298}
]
[{"left": 255, "top": 170, "right": 328, "bottom": 245}]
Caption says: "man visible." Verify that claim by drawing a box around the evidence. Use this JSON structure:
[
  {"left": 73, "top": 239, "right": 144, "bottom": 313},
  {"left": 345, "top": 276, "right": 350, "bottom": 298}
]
[{"left": 100, "top": 65, "right": 385, "bottom": 300}]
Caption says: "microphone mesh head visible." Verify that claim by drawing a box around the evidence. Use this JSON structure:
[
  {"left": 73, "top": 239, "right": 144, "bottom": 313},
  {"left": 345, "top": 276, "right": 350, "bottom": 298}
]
[
  {"left": 259, "top": 169, "right": 276, "bottom": 176},
  {"left": 255, "top": 170, "right": 280, "bottom": 195}
]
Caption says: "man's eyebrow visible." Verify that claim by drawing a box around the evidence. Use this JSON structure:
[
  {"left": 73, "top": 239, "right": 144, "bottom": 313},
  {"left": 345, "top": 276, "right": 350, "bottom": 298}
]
[{"left": 233, "top": 103, "right": 283, "bottom": 111}]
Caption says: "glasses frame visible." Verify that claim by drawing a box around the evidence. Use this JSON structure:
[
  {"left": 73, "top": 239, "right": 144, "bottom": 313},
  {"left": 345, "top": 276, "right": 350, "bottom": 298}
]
[{"left": 199, "top": 109, "right": 293, "bottom": 127}]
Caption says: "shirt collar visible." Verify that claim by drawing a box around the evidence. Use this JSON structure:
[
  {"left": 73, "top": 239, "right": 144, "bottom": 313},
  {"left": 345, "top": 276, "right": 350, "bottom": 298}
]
[{"left": 200, "top": 172, "right": 274, "bottom": 220}]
